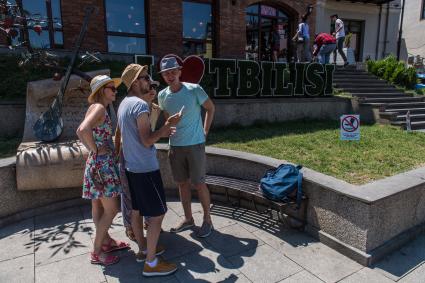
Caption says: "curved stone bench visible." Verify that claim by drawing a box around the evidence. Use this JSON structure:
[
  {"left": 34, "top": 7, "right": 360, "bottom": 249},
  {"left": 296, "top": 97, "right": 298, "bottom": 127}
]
[{"left": 6, "top": 143, "right": 425, "bottom": 266}]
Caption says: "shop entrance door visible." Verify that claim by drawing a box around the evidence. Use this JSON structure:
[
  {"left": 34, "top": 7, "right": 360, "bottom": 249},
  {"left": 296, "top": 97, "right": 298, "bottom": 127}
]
[{"left": 246, "top": 4, "right": 291, "bottom": 62}]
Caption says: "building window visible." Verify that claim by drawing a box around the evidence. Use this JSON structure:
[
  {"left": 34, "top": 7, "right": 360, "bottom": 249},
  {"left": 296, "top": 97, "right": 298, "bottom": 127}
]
[
  {"left": 245, "top": 4, "right": 290, "bottom": 62},
  {"left": 182, "top": 1, "right": 213, "bottom": 58},
  {"left": 15, "top": 0, "right": 63, "bottom": 49},
  {"left": 105, "top": 0, "right": 147, "bottom": 54}
]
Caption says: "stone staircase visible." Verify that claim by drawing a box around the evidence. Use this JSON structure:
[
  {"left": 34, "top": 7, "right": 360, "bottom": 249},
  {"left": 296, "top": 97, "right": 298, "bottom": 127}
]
[{"left": 334, "top": 66, "right": 425, "bottom": 130}]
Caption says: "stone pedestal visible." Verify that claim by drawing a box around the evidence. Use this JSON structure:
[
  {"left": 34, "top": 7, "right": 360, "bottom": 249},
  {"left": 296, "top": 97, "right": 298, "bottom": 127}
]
[{"left": 16, "top": 69, "right": 109, "bottom": 191}]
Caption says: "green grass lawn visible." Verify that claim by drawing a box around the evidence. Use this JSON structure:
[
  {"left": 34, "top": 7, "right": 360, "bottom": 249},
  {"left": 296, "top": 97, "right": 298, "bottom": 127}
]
[
  {"left": 2, "top": 120, "right": 424, "bottom": 185},
  {"left": 207, "top": 120, "right": 425, "bottom": 185},
  {"left": 0, "top": 137, "right": 21, "bottom": 159}
]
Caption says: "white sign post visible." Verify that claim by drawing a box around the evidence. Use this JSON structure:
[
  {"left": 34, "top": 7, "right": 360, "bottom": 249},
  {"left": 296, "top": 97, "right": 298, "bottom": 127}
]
[{"left": 340, "top": 115, "right": 360, "bottom": 141}]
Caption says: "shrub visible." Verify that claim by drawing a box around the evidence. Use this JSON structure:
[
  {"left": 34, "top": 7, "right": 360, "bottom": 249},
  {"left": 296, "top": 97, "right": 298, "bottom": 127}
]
[
  {"left": 367, "top": 55, "right": 418, "bottom": 90},
  {"left": 0, "top": 54, "right": 128, "bottom": 101}
]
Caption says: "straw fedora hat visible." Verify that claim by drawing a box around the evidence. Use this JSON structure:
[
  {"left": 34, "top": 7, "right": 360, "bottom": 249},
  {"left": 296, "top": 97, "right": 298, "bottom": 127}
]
[
  {"left": 121, "top": 64, "right": 144, "bottom": 90},
  {"left": 88, "top": 75, "right": 121, "bottom": 104}
]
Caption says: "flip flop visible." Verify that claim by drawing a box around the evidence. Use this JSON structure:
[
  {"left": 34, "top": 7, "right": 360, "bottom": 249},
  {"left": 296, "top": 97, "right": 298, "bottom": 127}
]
[{"left": 102, "top": 238, "right": 130, "bottom": 253}]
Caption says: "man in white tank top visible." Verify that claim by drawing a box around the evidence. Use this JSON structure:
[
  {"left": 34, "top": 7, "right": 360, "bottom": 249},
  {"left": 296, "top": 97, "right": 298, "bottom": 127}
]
[{"left": 331, "top": 14, "right": 348, "bottom": 66}]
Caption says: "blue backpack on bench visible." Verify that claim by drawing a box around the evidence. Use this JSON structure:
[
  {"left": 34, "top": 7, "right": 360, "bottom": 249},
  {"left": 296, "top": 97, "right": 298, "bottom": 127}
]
[{"left": 260, "top": 164, "right": 303, "bottom": 207}]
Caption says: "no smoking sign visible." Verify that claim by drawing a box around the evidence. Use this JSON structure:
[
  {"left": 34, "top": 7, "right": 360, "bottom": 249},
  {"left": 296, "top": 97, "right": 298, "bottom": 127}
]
[{"left": 340, "top": 115, "right": 360, "bottom": 141}]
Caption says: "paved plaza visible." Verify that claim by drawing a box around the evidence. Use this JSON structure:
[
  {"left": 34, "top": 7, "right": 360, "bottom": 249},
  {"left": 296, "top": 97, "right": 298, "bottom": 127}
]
[{"left": 0, "top": 199, "right": 424, "bottom": 283}]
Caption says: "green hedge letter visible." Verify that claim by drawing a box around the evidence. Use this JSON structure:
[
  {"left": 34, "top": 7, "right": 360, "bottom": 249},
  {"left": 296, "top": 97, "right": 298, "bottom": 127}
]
[
  {"left": 274, "top": 63, "right": 293, "bottom": 96},
  {"left": 324, "top": 64, "right": 336, "bottom": 95},
  {"left": 237, "top": 60, "right": 261, "bottom": 97},
  {"left": 305, "top": 63, "right": 324, "bottom": 96},
  {"left": 261, "top": 61, "right": 274, "bottom": 96},
  {"left": 294, "top": 63, "right": 306, "bottom": 95},
  {"left": 209, "top": 59, "right": 236, "bottom": 97}
]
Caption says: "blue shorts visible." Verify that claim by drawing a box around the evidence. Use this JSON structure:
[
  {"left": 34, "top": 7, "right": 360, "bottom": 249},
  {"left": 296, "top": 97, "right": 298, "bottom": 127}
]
[{"left": 125, "top": 170, "right": 167, "bottom": 217}]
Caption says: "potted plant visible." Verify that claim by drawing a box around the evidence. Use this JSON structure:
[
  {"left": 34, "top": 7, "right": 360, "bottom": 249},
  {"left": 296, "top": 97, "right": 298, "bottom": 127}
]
[{"left": 343, "top": 33, "right": 355, "bottom": 64}]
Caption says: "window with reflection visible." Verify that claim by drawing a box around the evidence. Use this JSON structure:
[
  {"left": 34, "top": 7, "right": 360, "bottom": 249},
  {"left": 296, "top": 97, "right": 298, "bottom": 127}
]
[
  {"left": 14, "top": 0, "right": 63, "bottom": 48},
  {"left": 245, "top": 4, "right": 290, "bottom": 62},
  {"left": 182, "top": 1, "right": 213, "bottom": 58},
  {"left": 105, "top": 0, "right": 146, "bottom": 54}
]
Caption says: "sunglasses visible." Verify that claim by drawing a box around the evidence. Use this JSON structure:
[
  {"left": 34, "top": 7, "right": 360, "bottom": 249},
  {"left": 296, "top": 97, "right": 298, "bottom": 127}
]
[
  {"left": 138, "top": 75, "right": 151, "bottom": 81},
  {"left": 104, "top": 86, "right": 117, "bottom": 92}
]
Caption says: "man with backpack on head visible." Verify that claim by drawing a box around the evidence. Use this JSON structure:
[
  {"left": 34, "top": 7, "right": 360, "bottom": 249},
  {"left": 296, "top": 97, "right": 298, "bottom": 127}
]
[
  {"left": 331, "top": 14, "right": 349, "bottom": 67},
  {"left": 158, "top": 56, "right": 216, "bottom": 238}
]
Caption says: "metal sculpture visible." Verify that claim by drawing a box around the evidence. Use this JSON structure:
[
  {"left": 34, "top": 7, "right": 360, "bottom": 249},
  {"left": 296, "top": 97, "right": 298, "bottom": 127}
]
[{"left": 32, "top": 6, "right": 96, "bottom": 141}]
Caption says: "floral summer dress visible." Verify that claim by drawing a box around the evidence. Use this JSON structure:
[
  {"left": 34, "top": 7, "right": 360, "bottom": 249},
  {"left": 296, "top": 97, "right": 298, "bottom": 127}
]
[{"left": 82, "top": 111, "right": 122, "bottom": 199}]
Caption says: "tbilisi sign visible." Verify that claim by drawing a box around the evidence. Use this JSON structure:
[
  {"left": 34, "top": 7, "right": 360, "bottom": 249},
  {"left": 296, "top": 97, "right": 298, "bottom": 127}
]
[{"left": 135, "top": 55, "right": 335, "bottom": 98}]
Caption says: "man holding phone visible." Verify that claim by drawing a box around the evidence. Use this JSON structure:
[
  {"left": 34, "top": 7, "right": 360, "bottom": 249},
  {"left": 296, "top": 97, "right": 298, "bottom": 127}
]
[
  {"left": 158, "top": 56, "right": 216, "bottom": 238},
  {"left": 118, "top": 63, "right": 181, "bottom": 277}
]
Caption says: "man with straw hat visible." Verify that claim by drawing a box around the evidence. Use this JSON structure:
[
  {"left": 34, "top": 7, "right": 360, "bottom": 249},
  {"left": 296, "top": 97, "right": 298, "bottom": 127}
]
[
  {"left": 158, "top": 56, "right": 215, "bottom": 238},
  {"left": 117, "top": 63, "right": 181, "bottom": 277}
]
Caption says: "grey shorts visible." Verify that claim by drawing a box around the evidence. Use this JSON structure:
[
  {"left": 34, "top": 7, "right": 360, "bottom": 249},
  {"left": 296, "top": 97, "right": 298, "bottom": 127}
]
[{"left": 168, "top": 143, "right": 206, "bottom": 184}]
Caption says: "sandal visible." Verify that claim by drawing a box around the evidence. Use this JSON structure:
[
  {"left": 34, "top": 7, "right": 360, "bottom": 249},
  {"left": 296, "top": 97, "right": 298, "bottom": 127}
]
[
  {"left": 125, "top": 227, "right": 136, "bottom": 242},
  {"left": 90, "top": 252, "right": 119, "bottom": 266},
  {"left": 101, "top": 238, "right": 130, "bottom": 253}
]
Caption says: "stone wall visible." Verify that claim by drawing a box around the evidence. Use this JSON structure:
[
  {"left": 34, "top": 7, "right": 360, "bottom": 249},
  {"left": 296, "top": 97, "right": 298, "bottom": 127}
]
[
  {"left": 61, "top": 0, "right": 107, "bottom": 52},
  {"left": 148, "top": 0, "right": 183, "bottom": 58},
  {"left": 0, "top": 157, "right": 81, "bottom": 220},
  {"left": 213, "top": 97, "right": 351, "bottom": 127}
]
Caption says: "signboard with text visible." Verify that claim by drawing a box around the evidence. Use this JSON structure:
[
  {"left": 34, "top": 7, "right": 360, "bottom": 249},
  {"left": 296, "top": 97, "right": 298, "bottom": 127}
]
[
  {"left": 135, "top": 55, "right": 336, "bottom": 98},
  {"left": 340, "top": 115, "right": 360, "bottom": 141}
]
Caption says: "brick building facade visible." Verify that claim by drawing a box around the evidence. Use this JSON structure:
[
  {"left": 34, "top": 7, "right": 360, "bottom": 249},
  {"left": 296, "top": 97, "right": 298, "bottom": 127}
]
[{"left": 3, "top": 0, "right": 316, "bottom": 61}]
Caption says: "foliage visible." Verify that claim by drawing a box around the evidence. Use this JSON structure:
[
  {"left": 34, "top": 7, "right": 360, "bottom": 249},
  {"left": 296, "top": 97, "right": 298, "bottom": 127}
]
[
  {"left": 367, "top": 55, "right": 418, "bottom": 89},
  {"left": 0, "top": 136, "right": 20, "bottom": 158},
  {"left": 344, "top": 33, "right": 352, "bottom": 48},
  {"left": 0, "top": 54, "right": 128, "bottom": 101}
]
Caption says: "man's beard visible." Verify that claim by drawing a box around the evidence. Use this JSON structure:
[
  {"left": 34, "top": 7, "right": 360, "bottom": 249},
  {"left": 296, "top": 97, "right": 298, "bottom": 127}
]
[{"left": 140, "top": 84, "right": 150, "bottom": 94}]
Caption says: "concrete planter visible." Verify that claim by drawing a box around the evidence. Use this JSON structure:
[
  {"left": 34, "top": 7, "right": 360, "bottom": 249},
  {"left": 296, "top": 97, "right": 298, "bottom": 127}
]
[
  {"left": 1, "top": 146, "right": 424, "bottom": 266},
  {"left": 155, "top": 145, "right": 425, "bottom": 266}
]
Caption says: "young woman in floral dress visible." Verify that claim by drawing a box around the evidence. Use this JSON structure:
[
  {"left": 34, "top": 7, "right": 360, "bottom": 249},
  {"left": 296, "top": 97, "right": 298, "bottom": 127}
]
[{"left": 77, "top": 75, "right": 129, "bottom": 266}]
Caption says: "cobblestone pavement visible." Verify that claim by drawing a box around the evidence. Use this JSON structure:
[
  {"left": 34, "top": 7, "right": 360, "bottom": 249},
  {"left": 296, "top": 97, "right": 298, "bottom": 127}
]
[{"left": 1, "top": 200, "right": 424, "bottom": 283}]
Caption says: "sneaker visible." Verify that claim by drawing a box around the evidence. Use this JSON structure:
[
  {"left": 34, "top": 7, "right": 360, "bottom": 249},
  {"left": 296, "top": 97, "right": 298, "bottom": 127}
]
[
  {"left": 170, "top": 218, "right": 195, "bottom": 233},
  {"left": 143, "top": 259, "right": 178, "bottom": 277},
  {"left": 197, "top": 221, "right": 214, "bottom": 238},
  {"left": 135, "top": 245, "right": 166, "bottom": 262}
]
